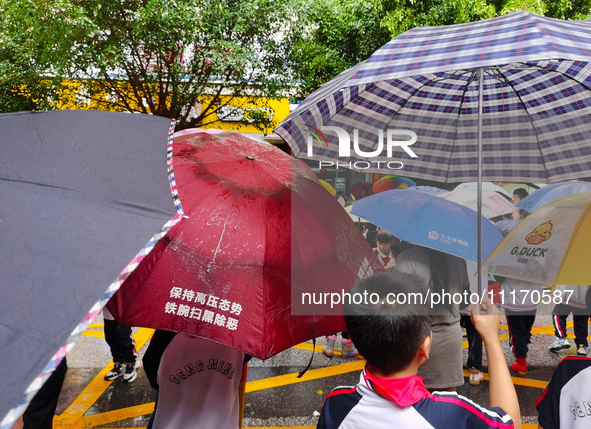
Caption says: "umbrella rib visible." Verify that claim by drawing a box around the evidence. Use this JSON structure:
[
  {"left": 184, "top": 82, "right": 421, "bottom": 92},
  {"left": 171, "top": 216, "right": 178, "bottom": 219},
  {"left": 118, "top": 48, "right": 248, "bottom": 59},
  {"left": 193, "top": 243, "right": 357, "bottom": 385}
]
[
  {"left": 379, "top": 77, "right": 454, "bottom": 182},
  {"left": 444, "top": 70, "right": 477, "bottom": 184},
  {"left": 248, "top": 159, "right": 268, "bottom": 351},
  {"left": 495, "top": 67, "right": 549, "bottom": 182},
  {"left": 0, "top": 176, "right": 75, "bottom": 192},
  {"left": 380, "top": 73, "right": 471, "bottom": 128},
  {"left": 379, "top": 70, "right": 475, "bottom": 183},
  {"left": 517, "top": 62, "right": 591, "bottom": 96},
  {"left": 211, "top": 215, "right": 230, "bottom": 265}
]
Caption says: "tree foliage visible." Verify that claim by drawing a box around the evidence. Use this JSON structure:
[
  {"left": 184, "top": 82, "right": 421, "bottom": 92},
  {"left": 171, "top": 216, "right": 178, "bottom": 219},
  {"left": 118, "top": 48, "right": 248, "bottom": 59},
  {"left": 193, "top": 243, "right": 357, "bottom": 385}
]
[
  {"left": 2, "top": 0, "right": 591, "bottom": 118},
  {"left": 0, "top": 0, "right": 304, "bottom": 129},
  {"left": 287, "top": 0, "right": 391, "bottom": 98},
  {"left": 0, "top": 7, "right": 59, "bottom": 113},
  {"left": 375, "top": 0, "right": 591, "bottom": 37},
  {"left": 289, "top": 0, "right": 591, "bottom": 98}
]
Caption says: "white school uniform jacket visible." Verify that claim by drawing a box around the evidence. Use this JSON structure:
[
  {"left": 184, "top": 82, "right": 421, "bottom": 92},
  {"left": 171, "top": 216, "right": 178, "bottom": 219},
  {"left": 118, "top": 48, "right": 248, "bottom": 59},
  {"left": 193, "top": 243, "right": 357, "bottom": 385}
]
[
  {"left": 148, "top": 333, "right": 244, "bottom": 429},
  {"left": 536, "top": 356, "right": 591, "bottom": 429},
  {"left": 317, "top": 367, "right": 514, "bottom": 429}
]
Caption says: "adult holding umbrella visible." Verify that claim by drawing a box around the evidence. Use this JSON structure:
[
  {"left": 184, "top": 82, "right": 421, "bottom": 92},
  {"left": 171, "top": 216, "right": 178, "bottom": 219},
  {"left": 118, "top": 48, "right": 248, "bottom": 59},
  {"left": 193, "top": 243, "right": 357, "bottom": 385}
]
[
  {"left": 351, "top": 189, "right": 503, "bottom": 390},
  {"left": 395, "top": 244, "right": 471, "bottom": 391}
]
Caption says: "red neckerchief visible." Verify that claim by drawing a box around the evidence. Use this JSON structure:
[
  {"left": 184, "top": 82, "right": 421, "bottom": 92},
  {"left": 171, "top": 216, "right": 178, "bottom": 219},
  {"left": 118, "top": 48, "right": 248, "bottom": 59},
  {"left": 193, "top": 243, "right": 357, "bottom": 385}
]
[
  {"left": 374, "top": 249, "right": 394, "bottom": 267},
  {"left": 362, "top": 366, "right": 430, "bottom": 407}
]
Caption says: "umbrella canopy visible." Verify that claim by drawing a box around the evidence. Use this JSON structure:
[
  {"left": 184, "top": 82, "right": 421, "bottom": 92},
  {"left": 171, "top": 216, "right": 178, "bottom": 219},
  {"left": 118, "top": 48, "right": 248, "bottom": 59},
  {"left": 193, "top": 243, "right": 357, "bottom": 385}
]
[
  {"left": 407, "top": 185, "right": 448, "bottom": 196},
  {"left": 439, "top": 189, "right": 515, "bottom": 219},
  {"left": 453, "top": 182, "right": 512, "bottom": 199},
  {"left": 349, "top": 181, "right": 374, "bottom": 200},
  {"left": 275, "top": 12, "right": 591, "bottom": 184},
  {"left": 351, "top": 189, "right": 503, "bottom": 261},
  {"left": 0, "top": 110, "right": 179, "bottom": 427},
  {"left": 372, "top": 175, "right": 416, "bottom": 193},
  {"left": 319, "top": 179, "right": 337, "bottom": 196},
  {"left": 495, "top": 219, "right": 521, "bottom": 237},
  {"left": 516, "top": 181, "right": 591, "bottom": 213},
  {"left": 344, "top": 204, "right": 370, "bottom": 223},
  {"left": 484, "top": 191, "right": 591, "bottom": 285},
  {"left": 107, "top": 132, "right": 383, "bottom": 359}
]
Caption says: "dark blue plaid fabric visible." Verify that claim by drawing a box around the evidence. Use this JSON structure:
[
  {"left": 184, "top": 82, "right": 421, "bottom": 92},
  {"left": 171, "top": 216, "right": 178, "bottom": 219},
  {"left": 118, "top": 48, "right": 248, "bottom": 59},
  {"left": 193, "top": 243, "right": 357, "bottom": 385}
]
[{"left": 275, "top": 12, "right": 591, "bottom": 183}]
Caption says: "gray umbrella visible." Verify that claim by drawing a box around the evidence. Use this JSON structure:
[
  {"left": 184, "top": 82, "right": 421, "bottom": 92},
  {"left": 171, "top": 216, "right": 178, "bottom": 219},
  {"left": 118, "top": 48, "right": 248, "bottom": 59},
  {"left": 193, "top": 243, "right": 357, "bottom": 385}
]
[{"left": 0, "top": 110, "right": 179, "bottom": 427}]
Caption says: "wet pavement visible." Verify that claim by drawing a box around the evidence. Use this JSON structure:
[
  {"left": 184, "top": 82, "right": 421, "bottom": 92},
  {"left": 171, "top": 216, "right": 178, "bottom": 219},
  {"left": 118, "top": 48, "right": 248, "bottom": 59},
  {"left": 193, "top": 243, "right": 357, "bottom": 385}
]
[{"left": 51, "top": 310, "right": 588, "bottom": 428}]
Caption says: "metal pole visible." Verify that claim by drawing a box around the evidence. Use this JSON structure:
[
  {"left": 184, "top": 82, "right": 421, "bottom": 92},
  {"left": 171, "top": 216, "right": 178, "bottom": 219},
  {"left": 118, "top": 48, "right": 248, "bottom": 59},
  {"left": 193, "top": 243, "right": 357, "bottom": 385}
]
[{"left": 477, "top": 68, "right": 484, "bottom": 296}]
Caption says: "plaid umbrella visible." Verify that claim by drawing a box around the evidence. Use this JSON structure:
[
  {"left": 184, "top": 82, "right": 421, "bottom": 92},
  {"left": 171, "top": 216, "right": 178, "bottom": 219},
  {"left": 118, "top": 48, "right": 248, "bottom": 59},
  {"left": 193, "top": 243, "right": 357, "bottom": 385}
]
[{"left": 275, "top": 11, "right": 591, "bottom": 184}]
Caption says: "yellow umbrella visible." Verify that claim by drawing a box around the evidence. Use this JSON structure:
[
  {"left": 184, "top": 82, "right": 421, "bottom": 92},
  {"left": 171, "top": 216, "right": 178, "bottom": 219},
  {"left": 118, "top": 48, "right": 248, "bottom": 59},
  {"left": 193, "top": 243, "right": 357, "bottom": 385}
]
[
  {"left": 483, "top": 191, "right": 591, "bottom": 286},
  {"left": 345, "top": 205, "right": 370, "bottom": 223},
  {"left": 318, "top": 179, "right": 336, "bottom": 196}
]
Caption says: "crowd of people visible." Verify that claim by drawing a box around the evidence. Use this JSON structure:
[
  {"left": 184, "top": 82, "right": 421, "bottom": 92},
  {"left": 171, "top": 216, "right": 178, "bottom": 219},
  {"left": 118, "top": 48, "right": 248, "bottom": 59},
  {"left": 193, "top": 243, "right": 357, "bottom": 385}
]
[
  {"left": 319, "top": 184, "right": 591, "bottom": 429},
  {"left": 14, "top": 185, "right": 590, "bottom": 429}
]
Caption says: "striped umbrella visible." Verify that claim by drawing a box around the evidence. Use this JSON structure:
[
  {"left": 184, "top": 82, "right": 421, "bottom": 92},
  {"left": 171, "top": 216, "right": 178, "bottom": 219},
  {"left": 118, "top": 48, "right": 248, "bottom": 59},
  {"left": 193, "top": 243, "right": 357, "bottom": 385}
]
[
  {"left": 275, "top": 11, "right": 591, "bottom": 184},
  {"left": 276, "top": 11, "right": 591, "bottom": 293}
]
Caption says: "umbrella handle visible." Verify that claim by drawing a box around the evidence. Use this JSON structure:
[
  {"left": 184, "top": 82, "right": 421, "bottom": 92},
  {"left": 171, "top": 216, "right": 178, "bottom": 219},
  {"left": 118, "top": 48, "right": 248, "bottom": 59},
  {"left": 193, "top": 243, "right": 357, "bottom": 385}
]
[{"left": 297, "top": 338, "right": 316, "bottom": 378}]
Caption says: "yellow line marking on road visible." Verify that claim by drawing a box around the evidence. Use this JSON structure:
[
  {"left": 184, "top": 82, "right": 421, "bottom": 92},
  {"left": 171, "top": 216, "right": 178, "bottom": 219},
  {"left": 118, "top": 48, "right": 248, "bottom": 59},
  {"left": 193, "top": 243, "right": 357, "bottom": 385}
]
[
  {"left": 291, "top": 342, "right": 323, "bottom": 353},
  {"left": 87, "top": 322, "right": 104, "bottom": 328},
  {"left": 60, "top": 324, "right": 565, "bottom": 427},
  {"left": 55, "top": 328, "right": 154, "bottom": 428},
  {"left": 293, "top": 333, "right": 511, "bottom": 356},
  {"left": 246, "top": 360, "right": 366, "bottom": 393},
  {"left": 57, "top": 357, "right": 362, "bottom": 427},
  {"left": 82, "top": 330, "right": 105, "bottom": 338},
  {"left": 78, "top": 403, "right": 155, "bottom": 427},
  {"left": 462, "top": 369, "right": 548, "bottom": 389},
  {"left": 291, "top": 342, "right": 365, "bottom": 358},
  {"left": 531, "top": 325, "right": 555, "bottom": 335}
]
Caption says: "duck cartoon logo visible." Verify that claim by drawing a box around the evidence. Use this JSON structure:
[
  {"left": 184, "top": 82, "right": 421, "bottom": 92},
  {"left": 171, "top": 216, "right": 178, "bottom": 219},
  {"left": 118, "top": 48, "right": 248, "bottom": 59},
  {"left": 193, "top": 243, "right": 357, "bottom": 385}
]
[{"left": 525, "top": 221, "right": 552, "bottom": 245}]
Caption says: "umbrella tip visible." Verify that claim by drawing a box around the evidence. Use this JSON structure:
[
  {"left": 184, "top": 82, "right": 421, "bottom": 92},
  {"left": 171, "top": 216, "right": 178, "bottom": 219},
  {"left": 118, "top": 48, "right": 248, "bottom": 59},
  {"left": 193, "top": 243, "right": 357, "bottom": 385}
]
[{"left": 246, "top": 155, "right": 255, "bottom": 160}]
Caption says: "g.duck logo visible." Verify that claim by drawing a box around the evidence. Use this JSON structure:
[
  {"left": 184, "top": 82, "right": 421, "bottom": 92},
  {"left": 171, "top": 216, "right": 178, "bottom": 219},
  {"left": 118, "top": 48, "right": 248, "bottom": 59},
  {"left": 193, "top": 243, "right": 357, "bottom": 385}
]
[{"left": 525, "top": 221, "right": 552, "bottom": 245}]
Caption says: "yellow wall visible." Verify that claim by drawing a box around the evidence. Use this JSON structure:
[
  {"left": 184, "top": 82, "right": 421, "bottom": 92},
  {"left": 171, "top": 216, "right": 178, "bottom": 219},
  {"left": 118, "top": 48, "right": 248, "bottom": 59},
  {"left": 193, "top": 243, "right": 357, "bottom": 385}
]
[
  {"left": 18, "top": 80, "right": 290, "bottom": 134},
  {"left": 196, "top": 95, "right": 290, "bottom": 133}
]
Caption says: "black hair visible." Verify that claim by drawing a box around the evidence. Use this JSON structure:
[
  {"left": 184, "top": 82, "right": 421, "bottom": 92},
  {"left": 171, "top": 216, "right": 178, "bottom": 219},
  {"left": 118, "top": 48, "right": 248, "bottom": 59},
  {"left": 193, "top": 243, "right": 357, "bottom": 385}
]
[
  {"left": 344, "top": 271, "right": 432, "bottom": 374},
  {"left": 513, "top": 188, "right": 529, "bottom": 199},
  {"left": 586, "top": 287, "right": 591, "bottom": 312},
  {"left": 376, "top": 231, "right": 393, "bottom": 244}
]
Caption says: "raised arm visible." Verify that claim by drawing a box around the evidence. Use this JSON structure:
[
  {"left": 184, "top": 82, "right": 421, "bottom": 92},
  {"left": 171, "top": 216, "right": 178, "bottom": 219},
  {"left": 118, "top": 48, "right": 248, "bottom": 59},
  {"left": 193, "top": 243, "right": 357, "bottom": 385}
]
[{"left": 471, "top": 299, "right": 522, "bottom": 429}]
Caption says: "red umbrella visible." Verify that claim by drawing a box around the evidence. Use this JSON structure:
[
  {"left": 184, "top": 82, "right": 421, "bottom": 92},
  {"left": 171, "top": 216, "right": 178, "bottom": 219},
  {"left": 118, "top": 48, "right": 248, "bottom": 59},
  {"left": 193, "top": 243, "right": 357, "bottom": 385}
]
[
  {"left": 350, "top": 182, "right": 374, "bottom": 200},
  {"left": 107, "top": 131, "right": 382, "bottom": 359}
]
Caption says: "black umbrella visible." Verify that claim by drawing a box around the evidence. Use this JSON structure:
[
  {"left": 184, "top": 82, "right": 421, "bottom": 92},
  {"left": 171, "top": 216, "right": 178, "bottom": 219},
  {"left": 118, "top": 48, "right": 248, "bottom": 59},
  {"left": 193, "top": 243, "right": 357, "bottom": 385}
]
[{"left": 0, "top": 110, "right": 179, "bottom": 426}]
